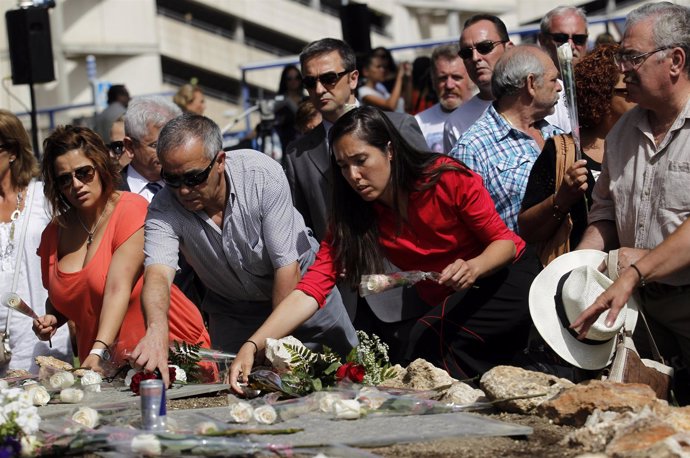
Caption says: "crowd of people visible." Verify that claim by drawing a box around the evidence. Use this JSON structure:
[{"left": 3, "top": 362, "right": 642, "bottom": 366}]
[{"left": 0, "top": 2, "right": 688, "bottom": 403}]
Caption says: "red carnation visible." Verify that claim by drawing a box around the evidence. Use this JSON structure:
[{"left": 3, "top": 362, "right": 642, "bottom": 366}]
[{"left": 336, "top": 362, "right": 366, "bottom": 383}]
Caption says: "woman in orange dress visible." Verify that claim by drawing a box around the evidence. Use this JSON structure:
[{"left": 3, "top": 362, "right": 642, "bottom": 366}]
[{"left": 32, "top": 126, "right": 216, "bottom": 380}]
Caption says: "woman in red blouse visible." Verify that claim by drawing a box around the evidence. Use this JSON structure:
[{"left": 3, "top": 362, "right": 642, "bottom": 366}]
[{"left": 229, "top": 107, "right": 539, "bottom": 391}]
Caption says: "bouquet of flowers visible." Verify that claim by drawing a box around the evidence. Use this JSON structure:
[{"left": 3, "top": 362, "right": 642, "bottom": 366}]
[
  {"left": 0, "top": 387, "right": 41, "bottom": 456},
  {"left": 258, "top": 331, "right": 398, "bottom": 398},
  {"left": 359, "top": 271, "right": 439, "bottom": 296}
]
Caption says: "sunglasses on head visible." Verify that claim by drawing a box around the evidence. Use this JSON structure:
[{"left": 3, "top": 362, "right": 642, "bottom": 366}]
[
  {"left": 458, "top": 40, "right": 508, "bottom": 59},
  {"left": 546, "top": 32, "right": 588, "bottom": 46},
  {"left": 302, "top": 70, "right": 351, "bottom": 90},
  {"left": 161, "top": 152, "right": 219, "bottom": 188},
  {"left": 56, "top": 165, "right": 96, "bottom": 190}
]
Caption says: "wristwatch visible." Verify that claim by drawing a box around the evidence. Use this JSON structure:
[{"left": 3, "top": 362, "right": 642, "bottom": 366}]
[{"left": 89, "top": 347, "right": 111, "bottom": 361}]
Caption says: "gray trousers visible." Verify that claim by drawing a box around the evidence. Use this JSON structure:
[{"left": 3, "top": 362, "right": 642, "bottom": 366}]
[{"left": 204, "top": 233, "right": 358, "bottom": 357}]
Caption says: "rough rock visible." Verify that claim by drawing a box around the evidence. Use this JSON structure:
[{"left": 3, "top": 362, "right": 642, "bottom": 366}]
[
  {"left": 436, "top": 382, "right": 487, "bottom": 405},
  {"left": 382, "top": 359, "right": 457, "bottom": 391},
  {"left": 622, "top": 432, "right": 690, "bottom": 458},
  {"left": 537, "top": 380, "right": 662, "bottom": 426},
  {"left": 479, "top": 365, "right": 574, "bottom": 414},
  {"left": 664, "top": 406, "right": 690, "bottom": 432},
  {"left": 604, "top": 412, "right": 677, "bottom": 457}
]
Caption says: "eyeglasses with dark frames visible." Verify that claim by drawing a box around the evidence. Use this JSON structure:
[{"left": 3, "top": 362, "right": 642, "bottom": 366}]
[
  {"left": 614, "top": 47, "right": 673, "bottom": 70},
  {"left": 458, "top": 40, "right": 508, "bottom": 60},
  {"left": 302, "top": 70, "right": 351, "bottom": 90},
  {"left": 545, "top": 32, "right": 588, "bottom": 46},
  {"left": 107, "top": 140, "right": 125, "bottom": 158},
  {"left": 160, "top": 152, "right": 219, "bottom": 188},
  {"left": 56, "top": 165, "right": 97, "bottom": 190}
]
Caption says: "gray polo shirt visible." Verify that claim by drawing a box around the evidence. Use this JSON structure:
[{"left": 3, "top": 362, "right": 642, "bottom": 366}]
[{"left": 144, "top": 149, "right": 312, "bottom": 308}]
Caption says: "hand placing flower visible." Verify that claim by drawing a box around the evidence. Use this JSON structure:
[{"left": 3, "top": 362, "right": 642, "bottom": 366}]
[{"left": 336, "top": 362, "right": 365, "bottom": 383}]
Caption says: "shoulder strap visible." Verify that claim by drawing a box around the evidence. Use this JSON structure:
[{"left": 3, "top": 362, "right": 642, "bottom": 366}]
[{"left": 553, "top": 134, "right": 576, "bottom": 192}]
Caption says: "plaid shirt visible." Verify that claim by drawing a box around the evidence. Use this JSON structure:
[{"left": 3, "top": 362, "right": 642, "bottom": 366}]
[{"left": 449, "top": 104, "right": 562, "bottom": 231}]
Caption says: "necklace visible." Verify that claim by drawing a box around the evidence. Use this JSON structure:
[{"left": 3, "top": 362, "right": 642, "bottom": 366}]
[
  {"left": 75, "top": 203, "right": 108, "bottom": 248},
  {"left": 1, "top": 190, "right": 23, "bottom": 265}
]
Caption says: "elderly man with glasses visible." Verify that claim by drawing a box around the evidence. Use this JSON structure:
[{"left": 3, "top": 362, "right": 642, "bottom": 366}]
[
  {"left": 573, "top": 2, "right": 690, "bottom": 404},
  {"left": 129, "top": 114, "right": 357, "bottom": 385}
]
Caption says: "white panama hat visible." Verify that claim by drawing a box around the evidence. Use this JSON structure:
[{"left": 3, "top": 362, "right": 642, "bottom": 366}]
[{"left": 529, "top": 249, "right": 639, "bottom": 370}]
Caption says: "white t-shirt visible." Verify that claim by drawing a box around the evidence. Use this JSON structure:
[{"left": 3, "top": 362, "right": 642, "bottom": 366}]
[
  {"left": 415, "top": 103, "right": 453, "bottom": 153},
  {"left": 442, "top": 95, "right": 492, "bottom": 153}
]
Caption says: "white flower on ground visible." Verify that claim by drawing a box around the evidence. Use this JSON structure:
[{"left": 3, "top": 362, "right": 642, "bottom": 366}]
[
  {"left": 59, "top": 388, "right": 84, "bottom": 403},
  {"left": 48, "top": 371, "right": 75, "bottom": 390},
  {"left": 79, "top": 370, "right": 102, "bottom": 391},
  {"left": 24, "top": 385, "right": 50, "bottom": 406},
  {"left": 333, "top": 399, "right": 361, "bottom": 420},
  {"left": 72, "top": 406, "right": 99, "bottom": 428},
  {"left": 253, "top": 405, "right": 277, "bottom": 425},
  {"left": 264, "top": 336, "right": 306, "bottom": 372},
  {"left": 168, "top": 365, "right": 186, "bottom": 383},
  {"left": 316, "top": 392, "right": 341, "bottom": 414},
  {"left": 228, "top": 401, "right": 253, "bottom": 423},
  {"left": 131, "top": 433, "right": 162, "bottom": 456},
  {"left": 194, "top": 421, "right": 218, "bottom": 434}
]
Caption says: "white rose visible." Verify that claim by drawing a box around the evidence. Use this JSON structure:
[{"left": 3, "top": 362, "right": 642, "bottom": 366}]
[
  {"left": 316, "top": 392, "right": 341, "bottom": 414},
  {"left": 124, "top": 368, "right": 137, "bottom": 387},
  {"left": 264, "top": 336, "right": 305, "bottom": 372},
  {"left": 194, "top": 421, "right": 218, "bottom": 435},
  {"left": 80, "top": 370, "right": 102, "bottom": 393},
  {"left": 25, "top": 385, "right": 50, "bottom": 406},
  {"left": 333, "top": 399, "right": 361, "bottom": 420},
  {"left": 169, "top": 365, "right": 186, "bottom": 383},
  {"left": 59, "top": 388, "right": 84, "bottom": 403},
  {"left": 72, "top": 406, "right": 99, "bottom": 428},
  {"left": 253, "top": 405, "right": 277, "bottom": 425},
  {"left": 48, "top": 371, "right": 75, "bottom": 390},
  {"left": 131, "top": 433, "right": 162, "bottom": 456},
  {"left": 229, "top": 401, "right": 253, "bottom": 423}
]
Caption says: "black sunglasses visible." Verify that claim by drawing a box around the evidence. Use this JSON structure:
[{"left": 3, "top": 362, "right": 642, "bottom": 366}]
[
  {"left": 458, "top": 40, "right": 508, "bottom": 59},
  {"left": 56, "top": 165, "right": 96, "bottom": 190},
  {"left": 302, "top": 70, "right": 351, "bottom": 90},
  {"left": 107, "top": 140, "right": 125, "bottom": 158},
  {"left": 545, "top": 32, "right": 588, "bottom": 46},
  {"left": 161, "top": 153, "right": 219, "bottom": 188}
]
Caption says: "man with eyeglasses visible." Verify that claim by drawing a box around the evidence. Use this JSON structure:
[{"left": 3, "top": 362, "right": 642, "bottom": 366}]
[
  {"left": 449, "top": 45, "right": 563, "bottom": 231},
  {"left": 442, "top": 14, "right": 514, "bottom": 153},
  {"left": 129, "top": 114, "right": 357, "bottom": 383},
  {"left": 284, "top": 38, "right": 427, "bottom": 243},
  {"left": 574, "top": 3, "right": 690, "bottom": 403},
  {"left": 415, "top": 44, "right": 475, "bottom": 152},
  {"left": 122, "top": 96, "right": 181, "bottom": 202}
]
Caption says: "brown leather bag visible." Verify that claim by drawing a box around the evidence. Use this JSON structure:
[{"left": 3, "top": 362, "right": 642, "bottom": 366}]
[{"left": 535, "top": 135, "right": 575, "bottom": 266}]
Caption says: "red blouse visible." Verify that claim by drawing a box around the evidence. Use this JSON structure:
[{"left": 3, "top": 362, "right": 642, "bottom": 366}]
[{"left": 296, "top": 157, "right": 526, "bottom": 307}]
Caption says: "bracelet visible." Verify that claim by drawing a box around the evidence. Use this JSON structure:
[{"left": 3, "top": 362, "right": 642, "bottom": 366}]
[
  {"left": 93, "top": 339, "right": 110, "bottom": 349},
  {"left": 244, "top": 340, "right": 259, "bottom": 354},
  {"left": 629, "top": 263, "right": 647, "bottom": 288},
  {"left": 552, "top": 195, "right": 568, "bottom": 221}
]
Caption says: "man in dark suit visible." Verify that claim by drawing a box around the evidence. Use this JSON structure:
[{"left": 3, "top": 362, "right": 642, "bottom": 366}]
[{"left": 284, "top": 38, "right": 429, "bottom": 359}]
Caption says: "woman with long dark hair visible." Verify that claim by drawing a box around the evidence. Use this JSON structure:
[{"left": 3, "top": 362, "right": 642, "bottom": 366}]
[
  {"left": 229, "top": 107, "right": 539, "bottom": 391},
  {"left": 32, "top": 126, "right": 217, "bottom": 380}
]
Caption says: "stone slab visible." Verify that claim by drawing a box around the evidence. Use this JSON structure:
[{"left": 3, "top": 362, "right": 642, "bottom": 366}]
[
  {"left": 170, "top": 406, "right": 533, "bottom": 448},
  {"left": 37, "top": 383, "right": 230, "bottom": 418}
]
